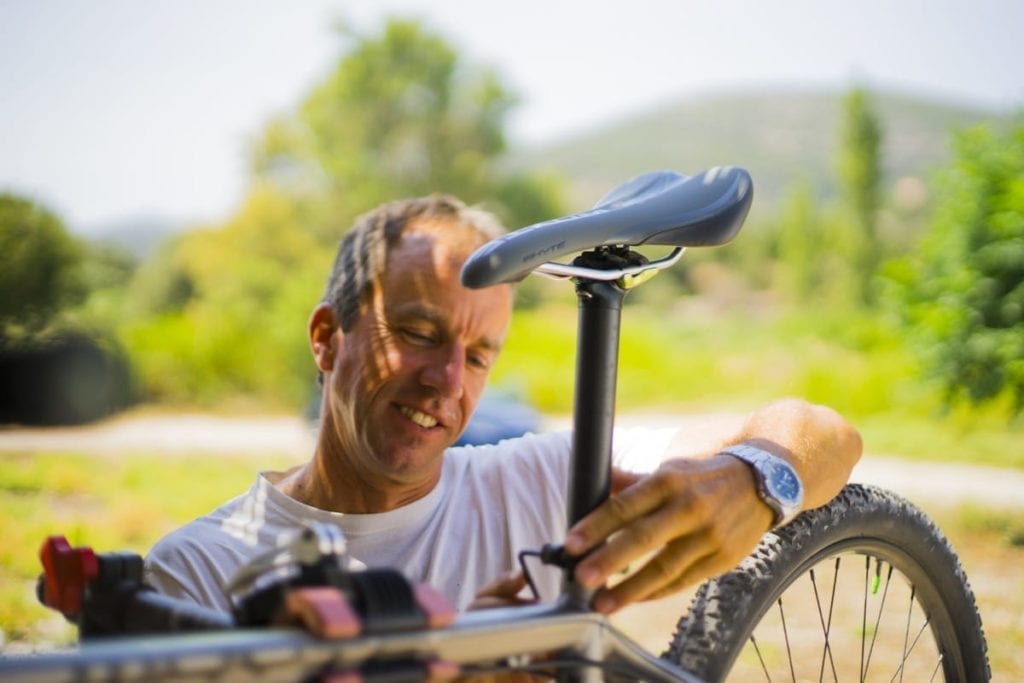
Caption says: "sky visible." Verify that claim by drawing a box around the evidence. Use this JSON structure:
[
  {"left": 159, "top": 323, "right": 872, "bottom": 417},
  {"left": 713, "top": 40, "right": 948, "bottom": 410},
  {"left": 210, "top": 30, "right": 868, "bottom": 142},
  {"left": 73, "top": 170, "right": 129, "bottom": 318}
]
[{"left": 1, "top": 0, "right": 1022, "bottom": 235}]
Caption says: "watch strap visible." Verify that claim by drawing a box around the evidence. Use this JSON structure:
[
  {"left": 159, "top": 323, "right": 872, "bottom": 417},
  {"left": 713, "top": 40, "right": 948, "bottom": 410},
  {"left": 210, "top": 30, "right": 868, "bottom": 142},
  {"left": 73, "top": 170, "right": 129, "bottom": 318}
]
[{"left": 719, "top": 443, "right": 803, "bottom": 528}]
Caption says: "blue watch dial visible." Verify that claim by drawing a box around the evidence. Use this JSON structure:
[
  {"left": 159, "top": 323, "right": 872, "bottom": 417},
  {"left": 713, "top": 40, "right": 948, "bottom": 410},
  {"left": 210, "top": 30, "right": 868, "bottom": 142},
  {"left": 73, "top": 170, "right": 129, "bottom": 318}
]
[{"left": 767, "top": 463, "right": 802, "bottom": 503}]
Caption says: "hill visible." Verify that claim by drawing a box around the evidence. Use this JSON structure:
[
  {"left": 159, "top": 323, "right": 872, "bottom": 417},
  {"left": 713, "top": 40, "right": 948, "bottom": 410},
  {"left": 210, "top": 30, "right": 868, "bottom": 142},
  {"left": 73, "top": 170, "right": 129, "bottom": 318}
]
[
  {"left": 508, "top": 88, "right": 1007, "bottom": 216},
  {"left": 84, "top": 215, "right": 184, "bottom": 260}
]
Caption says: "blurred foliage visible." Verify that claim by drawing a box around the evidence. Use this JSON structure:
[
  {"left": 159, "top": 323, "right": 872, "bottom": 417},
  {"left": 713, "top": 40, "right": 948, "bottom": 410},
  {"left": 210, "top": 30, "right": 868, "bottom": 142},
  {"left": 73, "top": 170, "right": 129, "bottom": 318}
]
[
  {"left": 0, "top": 194, "right": 86, "bottom": 335},
  {"left": 121, "top": 185, "right": 330, "bottom": 406},
  {"left": 250, "top": 18, "right": 563, "bottom": 234},
  {"left": 837, "top": 88, "right": 884, "bottom": 304},
  {"left": 495, "top": 302, "right": 918, "bottom": 418},
  {"left": 0, "top": 193, "right": 137, "bottom": 424},
  {"left": 888, "top": 122, "right": 1024, "bottom": 416},
  {"left": 118, "top": 18, "right": 564, "bottom": 408}
]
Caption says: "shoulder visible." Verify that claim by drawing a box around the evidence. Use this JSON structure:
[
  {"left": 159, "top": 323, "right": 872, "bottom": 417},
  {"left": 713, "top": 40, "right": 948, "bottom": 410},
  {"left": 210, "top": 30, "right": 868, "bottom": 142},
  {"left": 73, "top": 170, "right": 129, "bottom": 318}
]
[
  {"left": 145, "top": 515, "right": 232, "bottom": 606},
  {"left": 144, "top": 487, "right": 266, "bottom": 608}
]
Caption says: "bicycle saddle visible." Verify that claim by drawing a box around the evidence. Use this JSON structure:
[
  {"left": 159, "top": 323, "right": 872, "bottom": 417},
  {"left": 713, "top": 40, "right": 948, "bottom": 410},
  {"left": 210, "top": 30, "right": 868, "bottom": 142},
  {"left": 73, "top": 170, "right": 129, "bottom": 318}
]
[{"left": 461, "top": 167, "right": 753, "bottom": 288}]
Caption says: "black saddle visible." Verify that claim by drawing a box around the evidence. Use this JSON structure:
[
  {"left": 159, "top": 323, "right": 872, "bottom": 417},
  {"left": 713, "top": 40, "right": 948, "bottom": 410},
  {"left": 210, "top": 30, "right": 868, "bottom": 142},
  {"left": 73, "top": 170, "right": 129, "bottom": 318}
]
[{"left": 461, "top": 167, "right": 753, "bottom": 288}]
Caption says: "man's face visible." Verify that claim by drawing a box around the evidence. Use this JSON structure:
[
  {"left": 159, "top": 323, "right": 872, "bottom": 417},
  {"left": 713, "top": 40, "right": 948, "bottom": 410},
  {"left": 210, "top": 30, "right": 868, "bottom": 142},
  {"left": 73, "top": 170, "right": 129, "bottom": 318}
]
[{"left": 327, "top": 226, "right": 513, "bottom": 487}]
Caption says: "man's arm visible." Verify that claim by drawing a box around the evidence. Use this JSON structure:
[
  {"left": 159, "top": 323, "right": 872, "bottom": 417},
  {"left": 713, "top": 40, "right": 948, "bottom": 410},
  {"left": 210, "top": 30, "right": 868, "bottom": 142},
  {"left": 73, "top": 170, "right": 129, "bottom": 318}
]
[{"left": 563, "top": 398, "right": 862, "bottom": 613}]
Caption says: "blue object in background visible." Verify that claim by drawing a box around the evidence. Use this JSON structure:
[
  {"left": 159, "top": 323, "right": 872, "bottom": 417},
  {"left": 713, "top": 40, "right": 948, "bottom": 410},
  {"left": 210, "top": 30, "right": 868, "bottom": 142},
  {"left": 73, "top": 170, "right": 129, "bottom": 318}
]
[{"left": 455, "top": 390, "right": 540, "bottom": 447}]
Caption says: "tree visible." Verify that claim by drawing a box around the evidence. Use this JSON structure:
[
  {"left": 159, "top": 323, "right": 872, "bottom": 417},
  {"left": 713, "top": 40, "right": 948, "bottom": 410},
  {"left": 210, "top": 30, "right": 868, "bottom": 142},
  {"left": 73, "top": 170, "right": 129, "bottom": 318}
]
[
  {"left": 125, "top": 18, "right": 565, "bottom": 408},
  {"left": 251, "top": 18, "right": 560, "bottom": 237},
  {"left": 775, "top": 181, "right": 822, "bottom": 302},
  {"left": 837, "top": 88, "right": 884, "bottom": 304},
  {"left": 893, "top": 122, "right": 1024, "bottom": 415},
  {"left": 0, "top": 193, "right": 86, "bottom": 335},
  {"left": 0, "top": 194, "right": 135, "bottom": 423}
]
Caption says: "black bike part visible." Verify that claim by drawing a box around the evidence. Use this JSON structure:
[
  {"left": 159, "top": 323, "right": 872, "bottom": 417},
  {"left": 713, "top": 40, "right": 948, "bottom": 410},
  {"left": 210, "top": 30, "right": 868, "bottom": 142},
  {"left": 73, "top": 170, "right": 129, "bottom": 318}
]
[
  {"left": 460, "top": 167, "right": 753, "bottom": 288},
  {"left": 81, "top": 587, "right": 235, "bottom": 638},
  {"left": 40, "top": 549, "right": 233, "bottom": 637},
  {"left": 568, "top": 276, "right": 625, "bottom": 527},
  {"left": 664, "top": 483, "right": 990, "bottom": 682},
  {"left": 346, "top": 568, "right": 428, "bottom": 634},
  {"left": 562, "top": 272, "right": 628, "bottom": 606},
  {"left": 234, "top": 557, "right": 345, "bottom": 626},
  {"left": 235, "top": 561, "right": 426, "bottom": 634},
  {"left": 348, "top": 658, "right": 430, "bottom": 683},
  {"left": 519, "top": 544, "right": 578, "bottom": 601}
]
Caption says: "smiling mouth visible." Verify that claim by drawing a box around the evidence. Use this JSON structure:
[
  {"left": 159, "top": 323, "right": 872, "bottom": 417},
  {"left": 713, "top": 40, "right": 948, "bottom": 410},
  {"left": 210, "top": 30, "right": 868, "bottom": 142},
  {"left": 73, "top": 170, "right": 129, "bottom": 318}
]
[{"left": 398, "top": 405, "right": 440, "bottom": 429}]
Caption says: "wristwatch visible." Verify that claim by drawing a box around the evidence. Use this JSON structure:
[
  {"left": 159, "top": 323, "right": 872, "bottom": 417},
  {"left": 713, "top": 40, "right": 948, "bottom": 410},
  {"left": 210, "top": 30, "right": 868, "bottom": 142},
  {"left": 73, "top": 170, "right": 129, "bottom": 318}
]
[{"left": 719, "top": 443, "right": 804, "bottom": 529}]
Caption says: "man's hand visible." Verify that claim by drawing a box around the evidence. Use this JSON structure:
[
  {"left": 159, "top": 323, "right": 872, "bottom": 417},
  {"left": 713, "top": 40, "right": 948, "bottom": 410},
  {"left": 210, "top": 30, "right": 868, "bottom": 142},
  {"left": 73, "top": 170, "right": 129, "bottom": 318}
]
[
  {"left": 565, "top": 456, "right": 772, "bottom": 613},
  {"left": 468, "top": 571, "right": 534, "bottom": 610},
  {"left": 564, "top": 399, "right": 862, "bottom": 614}
]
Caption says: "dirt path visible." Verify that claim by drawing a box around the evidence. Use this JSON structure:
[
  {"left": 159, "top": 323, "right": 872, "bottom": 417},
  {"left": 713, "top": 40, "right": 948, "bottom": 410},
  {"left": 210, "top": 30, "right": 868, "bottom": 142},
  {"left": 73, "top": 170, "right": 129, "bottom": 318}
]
[{"left": 2, "top": 411, "right": 1022, "bottom": 511}]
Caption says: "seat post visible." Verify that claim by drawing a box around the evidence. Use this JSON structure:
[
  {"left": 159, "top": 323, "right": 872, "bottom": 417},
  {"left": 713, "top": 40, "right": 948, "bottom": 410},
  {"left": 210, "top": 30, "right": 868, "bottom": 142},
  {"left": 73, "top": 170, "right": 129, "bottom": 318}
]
[{"left": 563, "top": 274, "right": 626, "bottom": 600}]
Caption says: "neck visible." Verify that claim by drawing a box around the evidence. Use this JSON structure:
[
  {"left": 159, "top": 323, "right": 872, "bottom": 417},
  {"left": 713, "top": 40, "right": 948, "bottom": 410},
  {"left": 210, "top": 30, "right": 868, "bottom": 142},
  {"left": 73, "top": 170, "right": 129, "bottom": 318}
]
[
  {"left": 278, "top": 416, "right": 441, "bottom": 514},
  {"left": 281, "top": 454, "right": 440, "bottom": 514}
]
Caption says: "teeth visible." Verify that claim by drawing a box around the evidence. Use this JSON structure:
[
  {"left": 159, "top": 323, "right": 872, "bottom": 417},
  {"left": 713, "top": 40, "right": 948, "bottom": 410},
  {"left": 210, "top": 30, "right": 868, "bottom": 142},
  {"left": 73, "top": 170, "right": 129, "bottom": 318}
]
[{"left": 399, "top": 406, "right": 438, "bottom": 428}]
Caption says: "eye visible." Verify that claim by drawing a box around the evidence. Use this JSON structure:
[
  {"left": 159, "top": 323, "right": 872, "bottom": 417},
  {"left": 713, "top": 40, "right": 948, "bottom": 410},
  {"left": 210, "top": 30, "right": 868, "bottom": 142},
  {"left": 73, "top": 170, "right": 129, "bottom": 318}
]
[
  {"left": 467, "top": 351, "right": 492, "bottom": 372},
  {"left": 400, "top": 327, "right": 437, "bottom": 346}
]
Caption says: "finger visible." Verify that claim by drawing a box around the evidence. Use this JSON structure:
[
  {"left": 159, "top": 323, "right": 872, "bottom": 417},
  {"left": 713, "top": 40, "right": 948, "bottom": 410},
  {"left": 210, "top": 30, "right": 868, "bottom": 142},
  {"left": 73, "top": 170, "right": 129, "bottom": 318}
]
[
  {"left": 593, "top": 540, "right": 711, "bottom": 613},
  {"left": 476, "top": 571, "right": 527, "bottom": 599},
  {"left": 565, "top": 471, "right": 680, "bottom": 556},
  {"left": 644, "top": 551, "right": 736, "bottom": 601},
  {"left": 610, "top": 467, "right": 640, "bottom": 494},
  {"left": 573, "top": 502, "right": 701, "bottom": 589}
]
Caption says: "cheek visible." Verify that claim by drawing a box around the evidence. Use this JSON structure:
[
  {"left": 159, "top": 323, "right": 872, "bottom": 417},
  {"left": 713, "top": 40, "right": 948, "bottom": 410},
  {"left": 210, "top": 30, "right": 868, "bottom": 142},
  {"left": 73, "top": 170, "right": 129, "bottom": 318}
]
[
  {"left": 462, "top": 374, "right": 489, "bottom": 409},
  {"left": 344, "top": 338, "right": 404, "bottom": 390}
]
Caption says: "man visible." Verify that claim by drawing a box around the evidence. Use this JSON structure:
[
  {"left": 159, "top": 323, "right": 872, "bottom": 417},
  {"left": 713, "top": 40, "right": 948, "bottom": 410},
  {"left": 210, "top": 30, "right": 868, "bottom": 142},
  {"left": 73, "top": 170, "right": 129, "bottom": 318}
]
[{"left": 146, "top": 195, "right": 861, "bottom": 616}]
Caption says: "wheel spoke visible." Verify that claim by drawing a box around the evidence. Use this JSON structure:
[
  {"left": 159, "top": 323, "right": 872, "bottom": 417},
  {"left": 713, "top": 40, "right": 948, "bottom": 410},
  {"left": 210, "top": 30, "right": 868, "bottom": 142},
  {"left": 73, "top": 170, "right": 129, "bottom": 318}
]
[
  {"left": 863, "top": 560, "right": 894, "bottom": 679},
  {"left": 748, "top": 633, "right": 773, "bottom": 682},
  {"left": 861, "top": 555, "right": 869, "bottom": 683},
  {"left": 889, "top": 615, "right": 932, "bottom": 683},
  {"left": 809, "top": 561, "right": 840, "bottom": 682},
  {"left": 928, "top": 653, "right": 944, "bottom": 682},
  {"left": 890, "top": 585, "right": 917, "bottom": 683},
  {"left": 777, "top": 597, "right": 797, "bottom": 683}
]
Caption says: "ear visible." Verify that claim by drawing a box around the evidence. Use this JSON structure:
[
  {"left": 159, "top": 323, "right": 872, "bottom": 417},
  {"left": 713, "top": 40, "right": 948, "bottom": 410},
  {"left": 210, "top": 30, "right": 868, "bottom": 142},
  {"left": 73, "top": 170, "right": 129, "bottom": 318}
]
[{"left": 309, "top": 304, "right": 340, "bottom": 373}]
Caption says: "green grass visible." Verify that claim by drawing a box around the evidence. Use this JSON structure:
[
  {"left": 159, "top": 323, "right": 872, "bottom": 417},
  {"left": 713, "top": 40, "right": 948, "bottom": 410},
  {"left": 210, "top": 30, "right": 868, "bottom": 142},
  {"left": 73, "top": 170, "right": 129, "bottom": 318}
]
[
  {"left": 0, "top": 451, "right": 294, "bottom": 646},
  {"left": 493, "top": 302, "right": 1024, "bottom": 469}
]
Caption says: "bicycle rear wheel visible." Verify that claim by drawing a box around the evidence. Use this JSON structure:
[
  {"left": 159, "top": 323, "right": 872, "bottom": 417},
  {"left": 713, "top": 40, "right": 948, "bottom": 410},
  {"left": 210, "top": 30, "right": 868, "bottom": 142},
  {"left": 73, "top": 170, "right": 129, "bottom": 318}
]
[{"left": 663, "top": 483, "right": 989, "bottom": 682}]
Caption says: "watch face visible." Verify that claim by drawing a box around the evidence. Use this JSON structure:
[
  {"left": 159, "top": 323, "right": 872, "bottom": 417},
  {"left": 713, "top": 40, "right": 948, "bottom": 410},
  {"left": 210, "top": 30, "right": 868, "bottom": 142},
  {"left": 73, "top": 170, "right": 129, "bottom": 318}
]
[{"left": 766, "top": 463, "right": 802, "bottom": 504}]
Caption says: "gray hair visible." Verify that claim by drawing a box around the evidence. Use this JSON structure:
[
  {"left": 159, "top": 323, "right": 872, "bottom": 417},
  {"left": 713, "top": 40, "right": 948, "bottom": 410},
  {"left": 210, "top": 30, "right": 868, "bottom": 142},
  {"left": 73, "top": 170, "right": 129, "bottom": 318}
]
[{"left": 322, "top": 195, "right": 505, "bottom": 332}]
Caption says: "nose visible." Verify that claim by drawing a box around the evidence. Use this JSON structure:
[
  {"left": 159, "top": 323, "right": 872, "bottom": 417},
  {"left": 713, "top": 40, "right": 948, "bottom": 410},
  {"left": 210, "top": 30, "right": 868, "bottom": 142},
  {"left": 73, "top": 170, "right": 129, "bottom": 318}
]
[{"left": 420, "top": 343, "right": 465, "bottom": 399}]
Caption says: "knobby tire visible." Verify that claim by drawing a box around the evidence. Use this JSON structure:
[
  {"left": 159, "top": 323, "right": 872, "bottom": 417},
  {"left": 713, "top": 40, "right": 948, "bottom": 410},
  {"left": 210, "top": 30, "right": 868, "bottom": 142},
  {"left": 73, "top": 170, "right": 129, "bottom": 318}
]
[{"left": 663, "top": 483, "right": 989, "bottom": 682}]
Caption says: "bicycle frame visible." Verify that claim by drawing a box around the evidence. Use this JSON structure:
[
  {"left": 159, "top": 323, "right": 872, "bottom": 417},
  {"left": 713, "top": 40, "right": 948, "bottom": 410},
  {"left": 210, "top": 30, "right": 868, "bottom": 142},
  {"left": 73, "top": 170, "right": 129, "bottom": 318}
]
[{"left": 5, "top": 602, "right": 702, "bottom": 681}]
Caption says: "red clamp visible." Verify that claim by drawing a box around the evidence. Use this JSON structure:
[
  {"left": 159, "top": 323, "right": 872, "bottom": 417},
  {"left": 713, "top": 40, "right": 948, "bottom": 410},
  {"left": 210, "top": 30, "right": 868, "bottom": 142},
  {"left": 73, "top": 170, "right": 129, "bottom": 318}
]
[{"left": 39, "top": 535, "right": 99, "bottom": 618}]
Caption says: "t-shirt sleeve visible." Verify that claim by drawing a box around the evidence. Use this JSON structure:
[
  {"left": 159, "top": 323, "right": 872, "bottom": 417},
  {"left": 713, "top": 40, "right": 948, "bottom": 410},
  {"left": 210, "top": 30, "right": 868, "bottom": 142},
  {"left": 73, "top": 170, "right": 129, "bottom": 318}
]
[{"left": 144, "top": 524, "right": 236, "bottom": 614}]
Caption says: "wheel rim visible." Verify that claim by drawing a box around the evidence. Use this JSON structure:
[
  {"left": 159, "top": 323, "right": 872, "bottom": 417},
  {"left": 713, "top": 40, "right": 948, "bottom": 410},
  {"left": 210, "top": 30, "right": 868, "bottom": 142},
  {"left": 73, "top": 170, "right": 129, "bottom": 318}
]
[{"left": 727, "top": 538, "right": 967, "bottom": 682}]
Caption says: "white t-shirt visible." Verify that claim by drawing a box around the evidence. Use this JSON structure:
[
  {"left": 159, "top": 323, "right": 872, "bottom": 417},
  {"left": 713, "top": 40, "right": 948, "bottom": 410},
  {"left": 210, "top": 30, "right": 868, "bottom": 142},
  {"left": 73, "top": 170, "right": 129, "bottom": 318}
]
[{"left": 145, "top": 428, "right": 676, "bottom": 614}]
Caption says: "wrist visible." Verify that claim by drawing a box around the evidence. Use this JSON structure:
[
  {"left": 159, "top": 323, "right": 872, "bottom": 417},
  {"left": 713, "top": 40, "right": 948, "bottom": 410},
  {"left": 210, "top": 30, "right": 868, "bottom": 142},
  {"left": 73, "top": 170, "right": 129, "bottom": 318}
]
[
  {"left": 718, "top": 442, "right": 804, "bottom": 529},
  {"left": 715, "top": 454, "right": 776, "bottom": 531}
]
